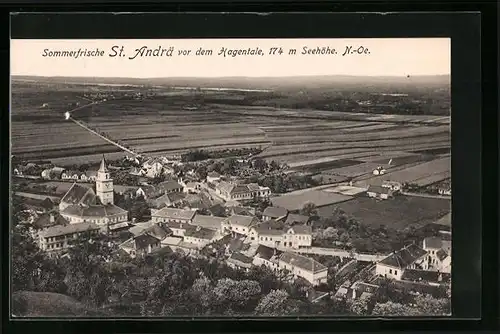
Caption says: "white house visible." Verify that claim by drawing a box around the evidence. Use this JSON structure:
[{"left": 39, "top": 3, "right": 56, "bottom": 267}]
[
  {"left": 216, "top": 181, "right": 271, "bottom": 201},
  {"left": 119, "top": 234, "right": 162, "bottom": 258},
  {"left": 249, "top": 220, "right": 312, "bottom": 249},
  {"left": 38, "top": 222, "right": 101, "bottom": 252},
  {"left": 278, "top": 252, "right": 328, "bottom": 286},
  {"left": 152, "top": 207, "right": 197, "bottom": 226},
  {"left": 375, "top": 243, "right": 428, "bottom": 280},
  {"left": 422, "top": 237, "right": 452, "bottom": 273},
  {"left": 382, "top": 181, "right": 402, "bottom": 192},
  {"left": 438, "top": 188, "right": 452, "bottom": 196},
  {"left": 183, "top": 226, "right": 217, "bottom": 249},
  {"left": 282, "top": 225, "right": 313, "bottom": 249},
  {"left": 367, "top": 185, "right": 392, "bottom": 200},
  {"left": 252, "top": 244, "right": 282, "bottom": 271},
  {"left": 221, "top": 214, "right": 258, "bottom": 236}
]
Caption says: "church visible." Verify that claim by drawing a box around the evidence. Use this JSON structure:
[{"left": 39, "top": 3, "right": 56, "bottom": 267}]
[{"left": 59, "top": 156, "right": 129, "bottom": 230}]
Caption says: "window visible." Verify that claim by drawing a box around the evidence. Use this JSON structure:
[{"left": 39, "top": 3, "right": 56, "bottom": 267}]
[
  {"left": 395, "top": 270, "right": 398, "bottom": 275},
  {"left": 389, "top": 269, "right": 392, "bottom": 274}
]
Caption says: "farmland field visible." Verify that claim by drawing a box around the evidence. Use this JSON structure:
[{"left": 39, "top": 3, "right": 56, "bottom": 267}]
[
  {"left": 318, "top": 195, "right": 451, "bottom": 229},
  {"left": 271, "top": 190, "right": 353, "bottom": 211},
  {"left": 11, "top": 82, "right": 451, "bottom": 170}
]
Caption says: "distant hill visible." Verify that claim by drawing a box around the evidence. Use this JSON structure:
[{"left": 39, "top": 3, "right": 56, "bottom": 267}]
[
  {"left": 12, "top": 74, "right": 450, "bottom": 91},
  {"left": 12, "top": 291, "right": 109, "bottom": 317}
]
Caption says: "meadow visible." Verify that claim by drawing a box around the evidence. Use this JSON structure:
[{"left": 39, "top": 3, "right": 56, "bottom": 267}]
[{"left": 11, "top": 81, "right": 451, "bottom": 175}]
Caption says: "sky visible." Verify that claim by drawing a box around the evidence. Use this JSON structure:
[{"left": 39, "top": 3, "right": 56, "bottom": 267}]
[{"left": 10, "top": 38, "right": 450, "bottom": 78}]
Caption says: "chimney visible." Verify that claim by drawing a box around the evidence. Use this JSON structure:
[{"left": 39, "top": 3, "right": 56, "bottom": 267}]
[{"left": 49, "top": 213, "right": 55, "bottom": 223}]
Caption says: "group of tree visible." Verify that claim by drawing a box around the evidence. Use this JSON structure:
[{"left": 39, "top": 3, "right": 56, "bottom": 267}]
[
  {"left": 311, "top": 206, "right": 443, "bottom": 254},
  {"left": 114, "top": 193, "right": 151, "bottom": 222},
  {"left": 181, "top": 148, "right": 263, "bottom": 163}
]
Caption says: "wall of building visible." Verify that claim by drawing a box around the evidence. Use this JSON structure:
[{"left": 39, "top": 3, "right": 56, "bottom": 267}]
[{"left": 375, "top": 264, "right": 403, "bottom": 280}]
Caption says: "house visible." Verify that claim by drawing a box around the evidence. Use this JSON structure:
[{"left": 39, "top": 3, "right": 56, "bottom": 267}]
[
  {"left": 278, "top": 252, "right": 328, "bottom": 286},
  {"left": 285, "top": 214, "right": 310, "bottom": 226},
  {"left": 209, "top": 204, "right": 227, "bottom": 217},
  {"left": 252, "top": 244, "right": 282, "bottom": 271},
  {"left": 149, "top": 192, "right": 186, "bottom": 209},
  {"left": 306, "top": 289, "right": 331, "bottom": 304},
  {"left": 401, "top": 269, "right": 452, "bottom": 285},
  {"left": 350, "top": 281, "right": 379, "bottom": 300},
  {"left": 108, "top": 222, "right": 133, "bottom": 239},
  {"left": 119, "top": 234, "right": 162, "bottom": 258},
  {"left": 215, "top": 181, "right": 271, "bottom": 201},
  {"left": 182, "top": 181, "right": 201, "bottom": 193},
  {"left": 60, "top": 203, "right": 129, "bottom": 228},
  {"left": 191, "top": 214, "right": 227, "bottom": 231},
  {"left": 83, "top": 170, "right": 98, "bottom": 182},
  {"left": 129, "top": 167, "right": 146, "bottom": 177},
  {"left": 227, "top": 252, "right": 253, "bottom": 271},
  {"left": 61, "top": 171, "right": 80, "bottom": 181},
  {"left": 22, "top": 197, "right": 55, "bottom": 214},
  {"left": 157, "top": 180, "right": 183, "bottom": 194},
  {"left": 229, "top": 206, "right": 256, "bottom": 216},
  {"left": 183, "top": 226, "right": 217, "bottom": 249},
  {"left": 160, "top": 235, "right": 200, "bottom": 254},
  {"left": 366, "top": 185, "right": 392, "bottom": 200},
  {"left": 283, "top": 225, "right": 313, "bottom": 248},
  {"left": 152, "top": 207, "right": 197, "bottom": 225},
  {"left": 142, "top": 158, "right": 164, "bottom": 178},
  {"left": 221, "top": 214, "right": 258, "bottom": 236},
  {"left": 262, "top": 206, "right": 288, "bottom": 221},
  {"left": 422, "top": 237, "right": 452, "bottom": 273},
  {"left": 375, "top": 243, "right": 428, "bottom": 280},
  {"left": 31, "top": 212, "right": 69, "bottom": 237},
  {"left": 38, "top": 222, "right": 101, "bottom": 252},
  {"left": 382, "top": 181, "right": 402, "bottom": 192},
  {"left": 136, "top": 185, "right": 157, "bottom": 199},
  {"left": 129, "top": 223, "right": 172, "bottom": 242},
  {"left": 41, "top": 169, "right": 52, "bottom": 179},
  {"left": 206, "top": 171, "right": 221, "bottom": 183},
  {"left": 438, "top": 188, "right": 452, "bottom": 196}
]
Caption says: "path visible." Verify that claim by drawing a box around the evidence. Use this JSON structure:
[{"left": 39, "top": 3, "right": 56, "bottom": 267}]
[
  {"left": 66, "top": 100, "right": 143, "bottom": 159},
  {"left": 400, "top": 191, "right": 451, "bottom": 200}
]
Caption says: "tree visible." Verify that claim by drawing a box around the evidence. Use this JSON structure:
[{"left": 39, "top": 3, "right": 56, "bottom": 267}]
[
  {"left": 252, "top": 158, "right": 268, "bottom": 173},
  {"left": 372, "top": 301, "right": 421, "bottom": 317},
  {"left": 254, "top": 289, "right": 300, "bottom": 316},
  {"left": 413, "top": 294, "right": 451, "bottom": 316},
  {"left": 212, "top": 278, "right": 262, "bottom": 314},
  {"left": 349, "top": 294, "right": 375, "bottom": 316},
  {"left": 301, "top": 202, "right": 318, "bottom": 217}
]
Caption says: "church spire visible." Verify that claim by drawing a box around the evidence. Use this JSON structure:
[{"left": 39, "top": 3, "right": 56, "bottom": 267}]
[{"left": 99, "top": 154, "right": 108, "bottom": 173}]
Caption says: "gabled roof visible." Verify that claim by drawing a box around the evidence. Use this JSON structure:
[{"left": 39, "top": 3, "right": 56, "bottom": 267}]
[
  {"left": 227, "top": 214, "right": 256, "bottom": 228},
  {"left": 229, "top": 252, "right": 253, "bottom": 265},
  {"left": 184, "top": 227, "right": 216, "bottom": 240},
  {"left": 132, "top": 234, "right": 161, "bottom": 250},
  {"left": 39, "top": 222, "right": 100, "bottom": 238},
  {"left": 285, "top": 214, "right": 309, "bottom": 225},
  {"left": 207, "top": 171, "right": 221, "bottom": 178},
  {"left": 288, "top": 224, "right": 312, "bottom": 235},
  {"left": 254, "top": 244, "right": 278, "bottom": 261},
  {"left": 378, "top": 244, "right": 428, "bottom": 269},
  {"left": 158, "top": 180, "right": 183, "bottom": 192},
  {"left": 192, "top": 214, "right": 226, "bottom": 230},
  {"left": 32, "top": 212, "right": 69, "bottom": 229},
  {"left": 367, "top": 185, "right": 390, "bottom": 195},
  {"left": 152, "top": 207, "right": 196, "bottom": 220},
  {"left": 153, "top": 192, "right": 186, "bottom": 206},
  {"left": 436, "top": 249, "right": 449, "bottom": 261},
  {"left": 401, "top": 269, "right": 451, "bottom": 284},
  {"left": 279, "top": 252, "right": 327, "bottom": 274},
  {"left": 423, "top": 237, "right": 444, "bottom": 249},
  {"left": 254, "top": 220, "right": 286, "bottom": 234},
  {"left": 60, "top": 183, "right": 96, "bottom": 206},
  {"left": 263, "top": 206, "right": 288, "bottom": 218}
]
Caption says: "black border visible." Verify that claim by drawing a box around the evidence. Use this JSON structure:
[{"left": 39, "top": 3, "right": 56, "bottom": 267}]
[{"left": 3, "top": 4, "right": 497, "bottom": 334}]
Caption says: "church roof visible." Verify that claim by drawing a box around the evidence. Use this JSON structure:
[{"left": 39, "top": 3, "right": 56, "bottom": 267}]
[
  {"left": 61, "top": 203, "right": 127, "bottom": 218},
  {"left": 98, "top": 156, "right": 109, "bottom": 173},
  {"left": 60, "top": 183, "right": 96, "bottom": 206}
]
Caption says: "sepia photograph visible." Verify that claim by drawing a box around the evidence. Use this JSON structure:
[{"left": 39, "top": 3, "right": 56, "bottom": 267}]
[{"left": 10, "top": 37, "right": 452, "bottom": 318}]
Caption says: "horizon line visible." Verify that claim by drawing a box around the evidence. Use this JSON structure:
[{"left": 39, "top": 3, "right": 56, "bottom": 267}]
[{"left": 11, "top": 73, "right": 451, "bottom": 80}]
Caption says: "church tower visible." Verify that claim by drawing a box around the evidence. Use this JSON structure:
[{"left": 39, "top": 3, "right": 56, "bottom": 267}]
[{"left": 96, "top": 155, "right": 114, "bottom": 205}]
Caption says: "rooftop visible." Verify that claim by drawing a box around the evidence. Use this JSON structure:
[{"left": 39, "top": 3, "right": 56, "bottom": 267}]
[
  {"left": 378, "top": 244, "right": 428, "bottom": 269},
  {"left": 289, "top": 224, "right": 313, "bottom": 235},
  {"left": 226, "top": 214, "right": 257, "bottom": 228},
  {"left": 279, "top": 252, "right": 328, "bottom": 274},
  {"left": 153, "top": 207, "right": 197, "bottom": 220},
  {"left": 60, "top": 183, "right": 96, "bottom": 206},
  {"left": 401, "top": 269, "right": 451, "bottom": 284},
  {"left": 32, "top": 212, "right": 69, "bottom": 229},
  {"left": 158, "top": 180, "right": 183, "bottom": 192},
  {"left": 184, "top": 227, "right": 216, "bottom": 240},
  {"left": 61, "top": 203, "right": 127, "bottom": 217},
  {"left": 285, "top": 214, "right": 309, "bottom": 225},
  {"left": 423, "top": 237, "right": 451, "bottom": 250},
  {"left": 229, "top": 252, "right": 254, "bottom": 264},
  {"left": 192, "top": 214, "right": 227, "bottom": 230},
  {"left": 263, "top": 206, "right": 288, "bottom": 218},
  {"left": 39, "top": 222, "right": 100, "bottom": 238},
  {"left": 254, "top": 244, "right": 279, "bottom": 261}
]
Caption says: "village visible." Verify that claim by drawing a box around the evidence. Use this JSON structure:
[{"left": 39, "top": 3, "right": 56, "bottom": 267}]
[{"left": 12, "top": 149, "right": 452, "bottom": 312}]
